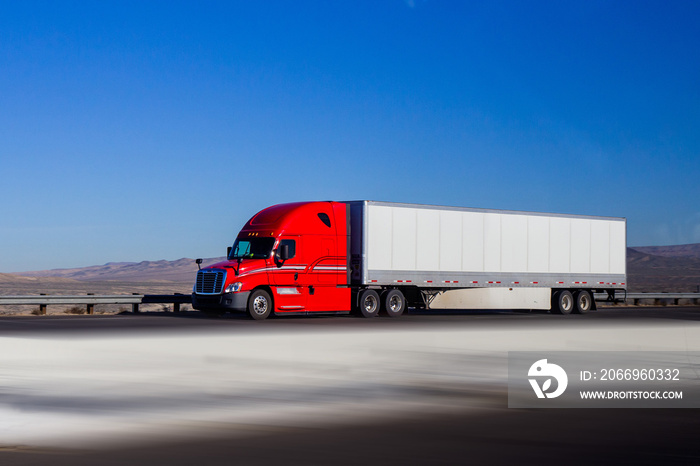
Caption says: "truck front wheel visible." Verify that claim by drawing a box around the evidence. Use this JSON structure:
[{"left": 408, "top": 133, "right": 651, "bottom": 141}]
[
  {"left": 248, "top": 289, "right": 272, "bottom": 320},
  {"left": 358, "top": 289, "right": 380, "bottom": 318}
]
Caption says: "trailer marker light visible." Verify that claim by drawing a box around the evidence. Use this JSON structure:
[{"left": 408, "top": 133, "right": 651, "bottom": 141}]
[
  {"left": 471, "top": 281, "right": 478, "bottom": 284},
  {"left": 512, "top": 281, "right": 520, "bottom": 284},
  {"left": 531, "top": 281, "right": 539, "bottom": 284}
]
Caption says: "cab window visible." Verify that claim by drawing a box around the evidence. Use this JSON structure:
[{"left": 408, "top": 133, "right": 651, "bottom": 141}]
[
  {"left": 318, "top": 213, "right": 331, "bottom": 228},
  {"left": 279, "top": 239, "right": 296, "bottom": 259}
]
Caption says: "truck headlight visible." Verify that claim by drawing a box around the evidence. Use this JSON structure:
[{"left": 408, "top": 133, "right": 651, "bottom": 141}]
[{"left": 225, "top": 282, "right": 243, "bottom": 293}]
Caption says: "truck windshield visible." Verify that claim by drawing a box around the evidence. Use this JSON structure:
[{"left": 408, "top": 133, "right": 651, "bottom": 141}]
[{"left": 228, "top": 237, "right": 275, "bottom": 260}]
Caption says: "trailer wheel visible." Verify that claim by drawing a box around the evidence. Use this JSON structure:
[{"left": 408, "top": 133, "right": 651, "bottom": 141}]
[
  {"left": 551, "top": 290, "right": 574, "bottom": 315},
  {"left": 248, "top": 289, "right": 272, "bottom": 320},
  {"left": 383, "top": 289, "right": 406, "bottom": 318},
  {"left": 574, "top": 290, "right": 592, "bottom": 314},
  {"left": 359, "top": 289, "right": 380, "bottom": 318}
]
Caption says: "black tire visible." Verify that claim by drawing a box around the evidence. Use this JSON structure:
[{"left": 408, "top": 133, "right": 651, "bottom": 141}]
[
  {"left": 358, "top": 289, "right": 380, "bottom": 318},
  {"left": 551, "top": 290, "right": 574, "bottom": 315},
  {"left": 574, "top": 290, "right": 593, "bottom": 314},
  {"left": 248, "top": 289, "right": 272, "bottom": 320},
  {"left": 382, "top": 289, "right": 406, "bottom": 318}
]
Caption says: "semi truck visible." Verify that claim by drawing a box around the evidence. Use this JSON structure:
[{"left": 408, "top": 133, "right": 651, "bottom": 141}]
[{"left": 192, "top": 201, "right": 626, "bottom": 320}]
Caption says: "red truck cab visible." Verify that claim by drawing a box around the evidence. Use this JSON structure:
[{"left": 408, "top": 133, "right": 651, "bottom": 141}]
[{"left": 192, "top": 201, "right": 351, "bottom": 319}]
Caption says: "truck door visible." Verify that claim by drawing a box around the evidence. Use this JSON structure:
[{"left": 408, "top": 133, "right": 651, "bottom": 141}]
[
  {"left": 302, "top": 236, "right": 344, "bottom": 312},
  {"left": 269, "top": 236, "right": 305, "bottom": 313}
]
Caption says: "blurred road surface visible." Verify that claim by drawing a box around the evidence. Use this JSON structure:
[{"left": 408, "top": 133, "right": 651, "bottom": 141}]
[{"left": 1, "top": 306, "right": 699, "bottom": 465}]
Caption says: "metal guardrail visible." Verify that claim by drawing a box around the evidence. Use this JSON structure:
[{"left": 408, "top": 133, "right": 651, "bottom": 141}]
[
  {"left": 0, "top": 294, "right": 192, "bottom": 315},
  {"left": 1, "top": 292, "right": 698, "bottom": 316},
  {"left": 595, "top": 292, "right": 700, "bottom": 305}
]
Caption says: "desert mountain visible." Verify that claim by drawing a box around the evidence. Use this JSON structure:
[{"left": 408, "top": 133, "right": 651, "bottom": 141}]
[
  {"left": 627, "top": 248, "right": 700, "bottom": 292},
  {"left": 630, "top": 243, "right": 700, "bottom": 259},
  {"left": 0, "top": 272, "right": 80, "bottom": 285},
  {"left": 14, "top": 257, "right": 226, "bottom": 283}
]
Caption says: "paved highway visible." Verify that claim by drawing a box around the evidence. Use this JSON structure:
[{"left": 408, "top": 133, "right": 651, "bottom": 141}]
[
  {"left": 1, "top": 306, "right": 699, "bottom": 465},
  {"left": 1, "top": 305, "right": 699, "bottom": 334}
]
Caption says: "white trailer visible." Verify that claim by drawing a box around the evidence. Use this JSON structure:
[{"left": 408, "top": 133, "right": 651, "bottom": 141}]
[{"left": 348, "top": 201, "right": 626, "bottom": 314}]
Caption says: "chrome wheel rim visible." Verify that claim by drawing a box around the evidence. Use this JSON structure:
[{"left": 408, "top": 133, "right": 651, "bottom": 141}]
[
  {"left": 562, "top": 294, "right": 572, "bottom": 312},
  {"left": 579, "top": 295, "right": 590, "bottom": 311},
  {"left": 253, "top": 296, "right": 268, "bottom": 315},
  {"left": 389, "top": 295, "right": 402, "bottom": 312},
  {"left": 363, "top": 295, "right": 377, "bottom": 313}
]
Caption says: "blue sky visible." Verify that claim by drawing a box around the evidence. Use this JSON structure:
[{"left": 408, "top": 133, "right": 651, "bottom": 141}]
[{"left": 1, "top": 0, "right": 699, "bottom": 272}]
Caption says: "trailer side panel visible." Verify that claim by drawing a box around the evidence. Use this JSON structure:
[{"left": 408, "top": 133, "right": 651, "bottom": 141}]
[{"left": 359, "top": 202, "right": 626, "bottom": 290}]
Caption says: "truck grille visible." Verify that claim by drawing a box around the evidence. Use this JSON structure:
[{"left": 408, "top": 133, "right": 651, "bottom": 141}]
[{"left": 195, "top": 269, "right": 226, "bottom": 294}]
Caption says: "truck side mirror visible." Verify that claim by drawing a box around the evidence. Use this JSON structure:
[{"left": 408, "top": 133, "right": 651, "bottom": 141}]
[
  {"left": 196, "top": 258, "right": 203, "bottom": 270},
  {"left": 278, "top": 244, "right": 290, "bottom": 261},
  {"left": 227, "top": 246, "right": 232, "bottom": 258}
]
